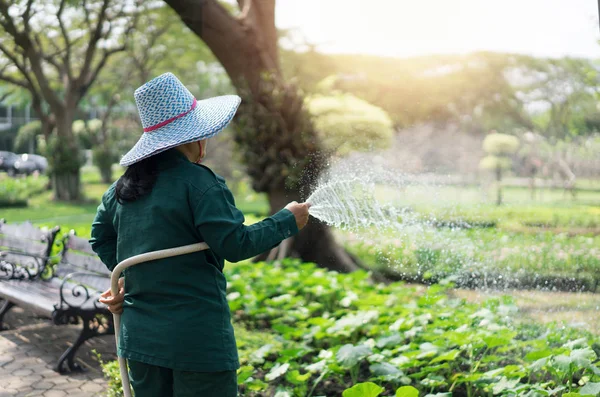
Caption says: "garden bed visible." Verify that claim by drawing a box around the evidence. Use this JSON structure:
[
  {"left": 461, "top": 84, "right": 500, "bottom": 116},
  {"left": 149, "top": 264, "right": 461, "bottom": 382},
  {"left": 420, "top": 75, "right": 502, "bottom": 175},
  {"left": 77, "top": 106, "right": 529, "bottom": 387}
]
[{"left": 102, "top": 260, "right": 599, "bottom": 396}]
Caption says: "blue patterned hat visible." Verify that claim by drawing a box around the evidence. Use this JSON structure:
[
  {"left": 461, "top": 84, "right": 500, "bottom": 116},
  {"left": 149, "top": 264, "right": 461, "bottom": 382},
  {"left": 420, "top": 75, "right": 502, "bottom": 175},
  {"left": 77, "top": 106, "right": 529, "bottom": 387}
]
[{"left": 120, "top": 73, "right": 241, "bottom": 166}]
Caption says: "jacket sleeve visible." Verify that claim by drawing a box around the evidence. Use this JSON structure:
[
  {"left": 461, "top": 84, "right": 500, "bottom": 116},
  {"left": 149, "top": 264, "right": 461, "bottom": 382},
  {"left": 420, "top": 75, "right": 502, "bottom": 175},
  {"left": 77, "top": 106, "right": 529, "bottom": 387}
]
[
  {"left": 90, "top": 189, "right": 118, "bottom": 271},
  {"left": 192, "top": 182, "right": 299, "bottom": 263}
]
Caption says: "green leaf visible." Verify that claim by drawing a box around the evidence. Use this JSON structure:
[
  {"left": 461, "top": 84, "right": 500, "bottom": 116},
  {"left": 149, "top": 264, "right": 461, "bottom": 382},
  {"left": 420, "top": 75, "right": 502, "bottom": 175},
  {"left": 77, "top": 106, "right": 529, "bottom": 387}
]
[
  {"left": 265, "top": 363, "right": 290, "bottom": 381},
  {"left": 580, "top": 382, "right": 600, "bottom": 396},
  {"left": 563, "top": 394, "right": 582, "bottom": 397},
  {"left": 525, "top": 350, "right": 553, "bottom": 361},
  {"left": 237, "top": 365, "right": 255, "bottom": 383},
  {"left": 342, "top": 382, "right": 385, "bottom": 397},
  {"left": 492, "top": 377, "right": 520, "bottom": 395},
  {"left": 377, "top": 334, "right": 404, "bottom": 349},
  {"left": 552, "top": 355, "right": 572, "bottom": 373},
  {"left": 250, "top": 344, "right": 273, "bottom": 365},
  {"left": 286, "top": 370, "right": 311, "bottom": 385},
  {"left": 483, "top": 333, "right": 516, "bottom": 349},
  {"left": 563, "top": 338, "right": 589, "bottom": 350},
  {"left": 431, "top": 349, "right": 461, "bottom": 363},
  {"left": 571, "top": 348, "right": 597, "bottom": 368},
  {"left": 337, "top": 344, "right": 372, "bottom": 368},
  {"left": 396, "top": 385, "right": 419, "bottom": 397},
  {"left": 370, "top": 363, "right": 403, "bottom": 379}
]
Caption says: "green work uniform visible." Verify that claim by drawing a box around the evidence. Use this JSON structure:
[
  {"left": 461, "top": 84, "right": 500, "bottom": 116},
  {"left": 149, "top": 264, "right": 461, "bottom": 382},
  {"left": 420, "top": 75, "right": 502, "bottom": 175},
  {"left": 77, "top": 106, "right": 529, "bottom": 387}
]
[{"left": 90, "top": 149, "right": 299, "bottom": 391}]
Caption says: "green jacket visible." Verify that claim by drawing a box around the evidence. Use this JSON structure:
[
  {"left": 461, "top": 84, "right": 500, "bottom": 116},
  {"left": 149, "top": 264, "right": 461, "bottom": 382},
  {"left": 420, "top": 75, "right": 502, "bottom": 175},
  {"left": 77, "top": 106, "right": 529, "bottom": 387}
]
[{"left": 90, "top": 149, "right": 298, "bottom": 372}]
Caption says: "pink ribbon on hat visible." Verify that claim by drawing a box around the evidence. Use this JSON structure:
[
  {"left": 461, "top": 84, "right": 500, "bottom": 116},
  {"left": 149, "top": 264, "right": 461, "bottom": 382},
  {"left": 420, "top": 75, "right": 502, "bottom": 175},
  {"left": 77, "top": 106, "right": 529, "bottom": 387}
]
[{"left": 143, "top": 98, "right": 198, "bottom": 133}]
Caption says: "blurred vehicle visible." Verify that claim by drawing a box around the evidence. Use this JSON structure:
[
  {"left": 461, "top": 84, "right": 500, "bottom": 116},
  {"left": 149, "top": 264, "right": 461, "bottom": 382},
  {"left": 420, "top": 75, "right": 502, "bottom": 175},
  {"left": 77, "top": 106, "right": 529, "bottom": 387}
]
[
  {"left": 0, "top": 151, "right": 19, "bottom": 175},
  {"left": 13, "top": 154, "right": 48, "bottom": 175}
]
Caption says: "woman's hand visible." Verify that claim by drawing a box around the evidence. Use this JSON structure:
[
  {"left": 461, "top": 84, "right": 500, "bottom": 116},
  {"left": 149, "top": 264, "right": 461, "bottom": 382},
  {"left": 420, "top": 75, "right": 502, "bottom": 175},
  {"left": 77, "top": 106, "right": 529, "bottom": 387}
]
[
  {"left": 99, "top": 277, "right": 125, "bottom": 314},
  {"left": 285, "top": 201, "right": 311, "bottom": 230}
]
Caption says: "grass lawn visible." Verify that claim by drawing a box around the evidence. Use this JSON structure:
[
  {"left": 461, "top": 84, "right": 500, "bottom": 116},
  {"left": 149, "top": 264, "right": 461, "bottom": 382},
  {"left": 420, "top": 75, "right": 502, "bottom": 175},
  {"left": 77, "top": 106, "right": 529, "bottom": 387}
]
[
  {"left": 3, "top": 167, "right": 599, "bottom": 290},
  {"left": 2, "top": 166, "right": 268, "bottom": 237}
]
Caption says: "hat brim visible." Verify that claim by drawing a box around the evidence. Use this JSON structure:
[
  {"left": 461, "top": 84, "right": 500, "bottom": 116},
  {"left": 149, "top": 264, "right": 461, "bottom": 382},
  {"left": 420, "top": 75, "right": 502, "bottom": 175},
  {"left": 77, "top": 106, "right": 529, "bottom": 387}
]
[{"left": 119, "top": 95, "right": 241, "bottom": 166}]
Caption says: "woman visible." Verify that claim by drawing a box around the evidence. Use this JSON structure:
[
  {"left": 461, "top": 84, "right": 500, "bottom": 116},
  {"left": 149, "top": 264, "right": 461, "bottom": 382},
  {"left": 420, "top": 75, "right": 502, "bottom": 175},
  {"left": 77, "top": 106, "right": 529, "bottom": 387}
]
[{"left": 91, "top": 73, "right": 310, "bottom": 397}]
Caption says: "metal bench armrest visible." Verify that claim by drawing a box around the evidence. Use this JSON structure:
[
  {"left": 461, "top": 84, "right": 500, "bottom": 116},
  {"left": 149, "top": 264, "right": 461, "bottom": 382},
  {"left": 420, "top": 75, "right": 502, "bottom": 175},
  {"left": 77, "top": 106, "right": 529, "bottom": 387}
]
[
  {"left": 57, "top": 271, "right": 109, "bottom": 313},
  {"left": 0, "top": 251, "right": 47, "bottom": 280}
]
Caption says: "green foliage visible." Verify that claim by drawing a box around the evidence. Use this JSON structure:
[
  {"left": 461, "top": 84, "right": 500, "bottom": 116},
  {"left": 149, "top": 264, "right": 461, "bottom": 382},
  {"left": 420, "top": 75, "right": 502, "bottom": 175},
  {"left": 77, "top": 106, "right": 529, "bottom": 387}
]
[
  {"left": 92, "top": 145, "right": 119, "bottom": 184},
  {"left": 306, "top": 93, "right": 394, "bottom": 156},
  {"left": 0, "top": 174, "right": 48, "bottom": 207},
  {"left": 13, "top": 121, "right": 41, "bottom": 153},
  {"left": 482, "top": 133, "right": 520, "bottom": 156},
  {"left": 38, "top": 134, "right": 83, "bottom": 175},
  {"left": 95, "top": 351, "right": 124, "bottom": 397},
  {"left": 233, "top": 78, "right": 323, "bottom": 193},
  {"left": 479, "top": 155, "right": 512, "bottom": 171},
  {"left": 342, "top": 382, "right": 384, "bottom": 397},
  {"left": 286, "top": 51, "right": 600, "bottom": 137},
  {"left": 73, "top": 119, "right": 102, "bottom": 150},
  {"left": 100, "top": 260, "right": 598, "bottom": 396},
  {"left": 344, "top": 226, "right": 600, "bottom": 291}
]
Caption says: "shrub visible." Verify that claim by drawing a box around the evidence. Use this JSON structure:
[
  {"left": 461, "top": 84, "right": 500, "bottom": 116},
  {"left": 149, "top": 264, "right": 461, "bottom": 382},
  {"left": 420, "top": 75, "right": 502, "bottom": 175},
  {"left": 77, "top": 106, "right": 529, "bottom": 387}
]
[{"left": 0, "top": 174, "right": 49, "bottom": 207}]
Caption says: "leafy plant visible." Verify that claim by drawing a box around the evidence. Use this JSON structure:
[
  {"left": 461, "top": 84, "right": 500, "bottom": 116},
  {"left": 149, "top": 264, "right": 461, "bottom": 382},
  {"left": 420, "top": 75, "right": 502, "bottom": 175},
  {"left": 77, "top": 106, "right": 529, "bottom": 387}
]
[{"left": 101, "top": 260, "right": 599, "bottom": 396}]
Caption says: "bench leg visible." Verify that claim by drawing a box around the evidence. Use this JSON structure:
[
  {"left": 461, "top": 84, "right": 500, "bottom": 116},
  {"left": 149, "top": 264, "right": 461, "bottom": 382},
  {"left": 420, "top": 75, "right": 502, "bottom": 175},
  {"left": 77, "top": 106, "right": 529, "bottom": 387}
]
[
  {"left": 54, "top": 316, "right": 95, "bottom": 373},
  {"left": 0, "top": 300, "right": 15, "bottom": 331}
]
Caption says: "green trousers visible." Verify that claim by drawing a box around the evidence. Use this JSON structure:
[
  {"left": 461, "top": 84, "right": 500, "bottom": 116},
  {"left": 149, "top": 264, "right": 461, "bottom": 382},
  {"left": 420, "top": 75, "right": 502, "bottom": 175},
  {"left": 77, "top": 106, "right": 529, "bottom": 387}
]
[{"left": 128, "top": 360, "right": 238, "bottom": 397}]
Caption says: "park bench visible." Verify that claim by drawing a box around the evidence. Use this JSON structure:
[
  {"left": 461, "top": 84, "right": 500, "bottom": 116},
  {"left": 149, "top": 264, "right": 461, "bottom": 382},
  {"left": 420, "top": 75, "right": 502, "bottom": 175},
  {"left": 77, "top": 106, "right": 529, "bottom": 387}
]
[
  {"left": 0, "top": 229, "right": 114, "bottom": 373},
  {"left": 0, "top": 219, "right": 60, "bottom": 280}
]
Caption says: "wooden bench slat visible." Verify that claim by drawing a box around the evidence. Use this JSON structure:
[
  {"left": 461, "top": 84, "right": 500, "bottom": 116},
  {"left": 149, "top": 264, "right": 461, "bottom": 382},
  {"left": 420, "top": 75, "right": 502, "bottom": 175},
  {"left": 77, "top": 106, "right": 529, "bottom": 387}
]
[
  {"left": 0, "top": 236, "right": 48, "bottom": 256},
  {"left": 52, "top": 268, "right": 110, "bottom": 293},
  {"left": 60, "top": 251, "right": 109, "bottom": 275},
  {"left": 0, "top": 221, "right": 49, "bottom": 241},
  {"left": 0, "top": 280, "right": 56, "bottom": 317},
  {"left": 65, "top": 234, "right": 96, "bottom": 255},
  {"left": 1, "top": 252, "right": 42, "bottom": 267}
]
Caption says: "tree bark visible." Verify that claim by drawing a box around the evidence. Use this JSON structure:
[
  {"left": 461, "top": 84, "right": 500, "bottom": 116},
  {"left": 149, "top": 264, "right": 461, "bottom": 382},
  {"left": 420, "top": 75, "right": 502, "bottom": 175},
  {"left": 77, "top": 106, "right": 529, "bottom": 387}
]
[
  {"left": 164, "top": 0, "right": 362, "bottom": 273},
  {"left": 52, "top": 111, "right": 81, "bottom": 201}
]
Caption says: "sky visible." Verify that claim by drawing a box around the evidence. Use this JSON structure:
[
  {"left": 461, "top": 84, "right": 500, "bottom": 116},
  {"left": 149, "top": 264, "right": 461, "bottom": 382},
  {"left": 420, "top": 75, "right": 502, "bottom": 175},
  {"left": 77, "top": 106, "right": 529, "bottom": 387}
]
[{"left": 275, "top": 0, "right": 600, "bottom": 59}]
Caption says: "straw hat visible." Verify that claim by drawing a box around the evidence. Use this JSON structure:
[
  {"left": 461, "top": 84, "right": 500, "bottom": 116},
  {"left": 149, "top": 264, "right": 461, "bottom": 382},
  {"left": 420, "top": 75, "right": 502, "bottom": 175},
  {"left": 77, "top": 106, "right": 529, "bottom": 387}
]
[{"left": 120, "top": 73, "right": 241, "bottom": 166}]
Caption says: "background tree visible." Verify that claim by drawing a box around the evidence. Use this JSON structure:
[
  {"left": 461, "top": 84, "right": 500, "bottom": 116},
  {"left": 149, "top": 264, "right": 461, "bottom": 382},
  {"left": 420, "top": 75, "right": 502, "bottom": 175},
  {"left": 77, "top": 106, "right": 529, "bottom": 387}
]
[
  {"left": 13, "top": 119, "right": 40, "bottom": 153},
  {"left": 480, "top": 132, "right": 520, "bottom": 205},
  {"left": 0, "top": 0, "right": 141, "bottom": 200},
  {"left": 164, "top": 0, "right": 360, "bottom": 272},
  {"left": 306, "top": 91, "right": 394, "bottom": 157},
  {"left": 515, "top": 57, "right": 600, "bottom": 139}
]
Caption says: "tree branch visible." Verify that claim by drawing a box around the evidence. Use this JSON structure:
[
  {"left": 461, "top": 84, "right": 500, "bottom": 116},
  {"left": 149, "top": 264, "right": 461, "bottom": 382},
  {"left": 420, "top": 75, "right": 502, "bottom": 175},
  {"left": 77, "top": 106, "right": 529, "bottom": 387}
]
[
  {"left": 77, "top": 0, "right": 111, "bottom": 89},
  {"left": 56, "top": 0, "right": 73, "bottom": 80},
  {"left": 238, "top": 0, "right": 252, "bottom": 20},
  {"left": 0, "top": 42, "right": 36, "bottom": 91},
  {"left": 22, "top": 0, "right": 34, "bottom": 33},
  {"left": 0, "top": 87, "right": 15, "bottom": 103},
  {"left": 78, "top": 46, "right": 125, "bottom": 102},
  {"left": 0, "top": 73, "right": 29, "bottom": 89},
  {"left": 33, "top": 34, "right": 63, "bottom": 77},
  {"left": 0, "top": 0, "right": 63, "bottom": 111}
]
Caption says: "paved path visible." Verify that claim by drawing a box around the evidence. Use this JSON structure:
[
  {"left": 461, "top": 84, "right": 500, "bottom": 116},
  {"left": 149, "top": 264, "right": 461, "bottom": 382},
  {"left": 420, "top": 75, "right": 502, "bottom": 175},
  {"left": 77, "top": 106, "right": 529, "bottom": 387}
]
[{"left": 0, "top": 306, "right": 114, "bottom": 397}]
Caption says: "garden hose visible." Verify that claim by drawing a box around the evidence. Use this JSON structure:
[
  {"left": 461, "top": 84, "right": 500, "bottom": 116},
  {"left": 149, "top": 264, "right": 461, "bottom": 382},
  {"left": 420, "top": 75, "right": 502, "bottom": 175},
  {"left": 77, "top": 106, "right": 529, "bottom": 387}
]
[{"left": 110, "top": 242, "right": 210, "bottom": 397}]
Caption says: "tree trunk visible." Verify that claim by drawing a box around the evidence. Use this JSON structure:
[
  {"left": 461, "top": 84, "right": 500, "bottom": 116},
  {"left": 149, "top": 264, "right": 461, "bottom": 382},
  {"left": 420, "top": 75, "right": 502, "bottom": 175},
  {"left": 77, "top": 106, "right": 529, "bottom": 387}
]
[
  {"left": 52, "top": 112, "right": 81, "bottom": 201},
  {"left": 165, "top": 0, "right": 362, "bottom": 273},
  {"left": 100, "top": 166, "right": 112, "bottom": 184},
  {"left": 53, "top": 168, "right": 81, "bottom": 201}
]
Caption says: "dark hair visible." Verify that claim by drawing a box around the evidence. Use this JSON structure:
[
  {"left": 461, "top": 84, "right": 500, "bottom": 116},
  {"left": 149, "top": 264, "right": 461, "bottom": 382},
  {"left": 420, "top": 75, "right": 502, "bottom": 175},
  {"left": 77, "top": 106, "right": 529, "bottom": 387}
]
[{"left": 116, "top": 156, "right": 160, "bottom": 204}]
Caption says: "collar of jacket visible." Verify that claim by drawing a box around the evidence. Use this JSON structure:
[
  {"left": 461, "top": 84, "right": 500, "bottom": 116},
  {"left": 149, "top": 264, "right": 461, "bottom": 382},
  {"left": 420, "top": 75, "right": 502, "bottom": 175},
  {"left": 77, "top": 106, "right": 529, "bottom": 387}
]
[{"left": 155, "top": 148, "right": 189, "bottom": 171}]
